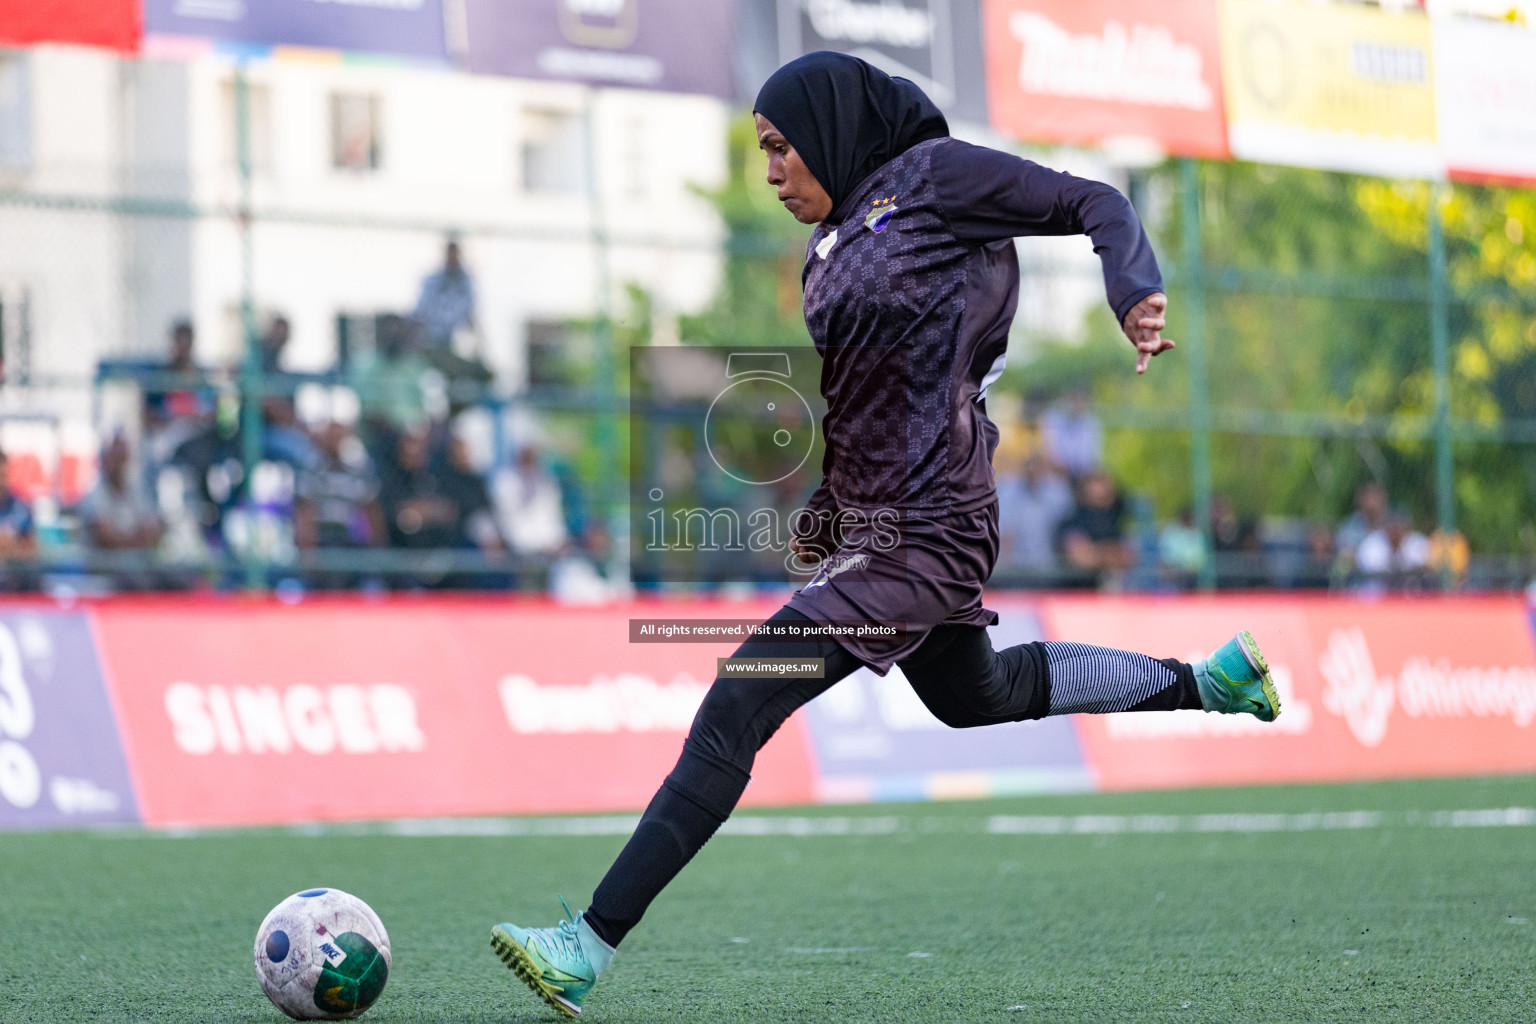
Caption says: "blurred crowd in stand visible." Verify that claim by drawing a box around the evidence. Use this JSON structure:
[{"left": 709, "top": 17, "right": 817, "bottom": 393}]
[
  {"left": 0, "top": 240, "right": 629, "bottom": 600},
  {"left": 993, "top": 392, "right": 1474, "bottom": 594},
  {"left": 0, "top": 240, "right": 1510, "bottom": 597}
]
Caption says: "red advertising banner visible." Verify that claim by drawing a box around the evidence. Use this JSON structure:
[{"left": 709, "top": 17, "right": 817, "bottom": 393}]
[
  {"left": 981, "top": 0, "right": 1228, "bottom": 159},
  {"left": 0, "top": 0, "right": 141, "bottom": 51},
  {"left": 1041, "top": 595, "right": 1536, "bottom": 791},
  {"left": 93, "top": 598, "right": 813, "bottom": 827},
  {"left": 4, "top": 592, "right": 1528, "bottom": 832}
]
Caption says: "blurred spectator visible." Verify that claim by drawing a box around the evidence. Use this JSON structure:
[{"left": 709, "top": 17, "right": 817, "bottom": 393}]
[
  {"left": 492, "top": 445, "right": 567, "bottom": 556},
  {"left": 996, "top": 452, "right": 1073, "bottom": 574},
  {"left": 379, "top": 429, "right": 498, "bottom": 553},
  {"left": 1428, "top": 527, "right": 1470, "bottom": 588},
  {"left": 261, "top": 394, "right": 319, "bottom": 468},
  {"left": 295, "top": 422, "right": 385, "bottom": 556},
  {"left": 551, "top": 521, "right": 631, "bottom": 605},
  {"left": 144, "top": 320, "right": 216, "bottom": 472},
  {"left": 1210, "top": 494, "right": 1258, "bottom": 554},
  {"left": 1060, "top": 470, "right": 1134, "bottom": 583},
  {"left": 81, "top": 436, "right": 163, "bottom": 552},
  {"left": 353, "top": 313, "right": 431, "bottom": 444},
  {"left": 380, "top": 429, "right": 456, "bottom": 549},
  {"left": 414, "top": 239, "right": 477, "bottom": 351},
  {"left": 1040, "top": 389, "right": 1103, "bottom": 479},
  {"left": 1210, "top": 494, "right": 1261, "bottom": 584},
  {"left": 144, "top": 320, "right": 214, "bottom": 430},
  {"left": 81, "top": 436, "right": 165, "bottom": 589},
  {"left": 0, "top": 451, "right": 38, "bottom": 591},
  {"left": 444, "top": 435, "right": 503, "bottom": 556},
  {"left": 1356, "top": 510, "right": 1430, "bottom": 588},
  {"left": 412, "top": 239, "right": 494, "bottom": 414},
  {"left": 259, "top": 315, "right": 292, "bottom": 376},
  {"left": 1301, "top": 522, "right": 1339, "bottom": 589},
  {"left": 1335, "top": 481, "right": 1388, "bottom": 562},
  {"left": 0, "top": 452, "right": 36, "bottom": 560},
  {"left": 1157, "top": 508, "right": 1208, "bottom": 588}
]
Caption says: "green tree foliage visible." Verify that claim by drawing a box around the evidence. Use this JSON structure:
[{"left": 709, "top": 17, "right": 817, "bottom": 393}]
[
  {"left": 679, "top": 115, "right": 814, "bottom": 349},
  {"left": 1006, "top": 161, "right": 1536, "bottom": 554},
  {"left": 1355, "top": 180, "right": 1536, "bottom": 550}
]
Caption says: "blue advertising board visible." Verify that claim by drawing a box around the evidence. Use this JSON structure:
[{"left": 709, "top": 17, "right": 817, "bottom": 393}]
[
  {"left": 800, "top": 603, "right": 1090, "bottom": 801},
  {"left": 144, "top": 0, "right": 449, "bottom": 60},
  {"left": 0, "top": 612, "right": 140, "bottom": 830},
  {"left": 462, "top": 0, "right": 736, "bottom": 97}
]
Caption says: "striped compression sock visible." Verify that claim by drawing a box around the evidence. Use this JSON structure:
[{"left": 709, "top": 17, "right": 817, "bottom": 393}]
[{"left": 1041, "top": 641, "right": 1201, "bottom": 715}]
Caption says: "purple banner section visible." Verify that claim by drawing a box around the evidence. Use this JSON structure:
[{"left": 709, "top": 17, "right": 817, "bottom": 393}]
[
  {"left": 463, "top": 0, "right": 736, "bottom": 97},
  {"left": 145, "top": 0, "right": 448, "bottom": 59},
  {"left": 0, "top": 612, "right": 140, "bottom": 830},
  {"left": 801, "top": 602, "right": 1089, "bottom": 800}
]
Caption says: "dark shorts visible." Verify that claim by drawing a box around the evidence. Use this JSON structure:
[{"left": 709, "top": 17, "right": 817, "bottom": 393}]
[{"left": 786, "top": 499, "right": 1000, "bottom": 672}]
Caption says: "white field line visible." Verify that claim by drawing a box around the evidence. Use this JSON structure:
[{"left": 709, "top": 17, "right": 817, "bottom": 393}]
[
  {"left": 124, "top": 806, "right": 1536, "bottom": 839},
  {"left": 985, "top": 807, "right": 1536, "bottom": 835}
]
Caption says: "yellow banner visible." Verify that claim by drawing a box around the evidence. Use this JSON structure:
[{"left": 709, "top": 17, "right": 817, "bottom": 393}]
[{"left": 1219, "top": 0, "right": 1441, "bottom": 178}]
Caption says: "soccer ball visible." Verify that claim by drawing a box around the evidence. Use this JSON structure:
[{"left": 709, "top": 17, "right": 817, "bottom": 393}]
[{"left": 254, "top": 888, "right": 391, "bottom": 1020}]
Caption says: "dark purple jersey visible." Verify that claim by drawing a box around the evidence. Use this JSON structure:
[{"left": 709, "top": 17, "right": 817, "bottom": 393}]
[{"left": 801, "top": 137, "right": 1163, "bottom": 517}]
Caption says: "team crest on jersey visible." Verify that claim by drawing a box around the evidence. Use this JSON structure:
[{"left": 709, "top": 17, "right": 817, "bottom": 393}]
[{"left": 864, "top": 195, "right": 898, "bottom": 233}]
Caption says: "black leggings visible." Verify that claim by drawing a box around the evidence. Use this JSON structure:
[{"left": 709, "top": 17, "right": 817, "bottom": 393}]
[{"left": 584, "top": 605, "right": 1194, "bottom": 947}]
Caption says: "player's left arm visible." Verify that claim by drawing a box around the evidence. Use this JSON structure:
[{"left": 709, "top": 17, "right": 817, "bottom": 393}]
[{"left": 931, "top": 139, "right": 1173, "bottom": 374}]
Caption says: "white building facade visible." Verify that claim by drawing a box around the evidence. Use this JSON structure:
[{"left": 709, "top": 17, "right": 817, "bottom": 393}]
[{"left": 0, "top": 42, "right": 729, "bottom": 492}]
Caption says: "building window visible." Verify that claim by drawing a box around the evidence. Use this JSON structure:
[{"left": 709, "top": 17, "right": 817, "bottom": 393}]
[
  {"left": 0, "top": 52, "right": 31, "bottom": 170},
  {"left": 221, "top": 79, "right": 272, "bottom": 176},
  {"left": 331, "top": 93, "right": 382, "bottom": 172},
  {"left": 0, "top": 284, "right": 32, "bottom": 383},
  {"left": 520, "top": 107, "right": 586, "bottom": 195}
]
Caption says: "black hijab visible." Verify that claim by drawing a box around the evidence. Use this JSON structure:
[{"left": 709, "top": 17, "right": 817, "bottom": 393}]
[{"left": 753, "top": 51, "right": 949, "bottom": 218}]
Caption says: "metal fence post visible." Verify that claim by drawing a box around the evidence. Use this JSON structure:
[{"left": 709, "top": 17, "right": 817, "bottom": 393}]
[
  {"left": 1427, "top": 183, "right": 1455, "bottom": 546},
  {"left": 585, "top": 88, "right": 620, "bottom": 528},
  {"left": 234, "top": 61, "right": 265, "bottom": 591},
  {"left": 1180, "top": 158, "right": 1216, "bottom": 591}
]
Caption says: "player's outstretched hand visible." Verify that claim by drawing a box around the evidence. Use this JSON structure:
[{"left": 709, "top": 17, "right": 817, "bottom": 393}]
[{"left": 1121, "top": 292, "right": 1175, "bottom": 375}]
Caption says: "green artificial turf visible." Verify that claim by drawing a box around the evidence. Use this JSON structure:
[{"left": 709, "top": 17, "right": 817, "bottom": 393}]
[{"left": 3, "top": 774, "right": 1534, "bottom": 1023}]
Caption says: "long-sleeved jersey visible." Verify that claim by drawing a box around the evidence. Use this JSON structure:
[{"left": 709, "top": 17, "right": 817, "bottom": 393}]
[{"left": 800, "top": 137, "right": 1163, "bottom": 518}]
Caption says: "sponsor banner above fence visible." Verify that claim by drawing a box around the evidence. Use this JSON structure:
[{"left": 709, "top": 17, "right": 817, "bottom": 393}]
[
  {"left": 0, "top": 0, "right": 141, "bottom": 51},
  {"left": 3, "top": 594, "right": 1535, "bottom": 830},
  {"left": 1218, "top": 0, "right": 1441, "bottom": 178},
  {"left": 1433, "top": 17, "right": 1536, "bottom": 184},
  {"left": 143, "top": 0, "right": 449, "bottom": 60},
  {"left": 1044, "top": 595, "right": 1536, "bottom": 791},
  {"left": 759, "top": 0, "right": 990, "bottom": 123},
  {"left": 981, "top": 0, "right": 1228, "bottom": 160},
  {"left": 461, "top": 0, "right": 736, "bottom": 97}
]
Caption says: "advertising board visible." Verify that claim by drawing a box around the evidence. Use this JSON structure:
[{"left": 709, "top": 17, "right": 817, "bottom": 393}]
[{"left": 982, "top": 0, "right": 1228, "bottom": 158}]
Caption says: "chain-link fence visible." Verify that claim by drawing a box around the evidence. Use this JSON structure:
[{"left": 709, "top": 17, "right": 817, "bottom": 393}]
[{"left": 0, "top": 52, "right": 1533, "bottom": 596}]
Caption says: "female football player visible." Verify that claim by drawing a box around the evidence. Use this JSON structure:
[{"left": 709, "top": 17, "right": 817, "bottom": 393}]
[{"left": 490, "top": 52, "right": 1281, "bottom": 1018}]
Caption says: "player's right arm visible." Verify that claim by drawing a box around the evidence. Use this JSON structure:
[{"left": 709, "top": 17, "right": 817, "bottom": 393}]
[{"left": 931, "top": 139, "right": 1173, "bottom": 373}]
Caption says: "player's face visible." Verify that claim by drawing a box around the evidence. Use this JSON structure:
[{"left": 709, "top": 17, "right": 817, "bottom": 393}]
[{"left": 755, "top": 114, "right": 832, "bottom": 225}]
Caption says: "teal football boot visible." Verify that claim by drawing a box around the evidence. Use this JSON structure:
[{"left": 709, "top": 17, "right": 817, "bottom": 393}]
[
  {"left": 490, "top": 897, "right": 614, "bottom": 1018},
  {"left": 1194, "top": 630, "right": 1282, "bottom": 722}
]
